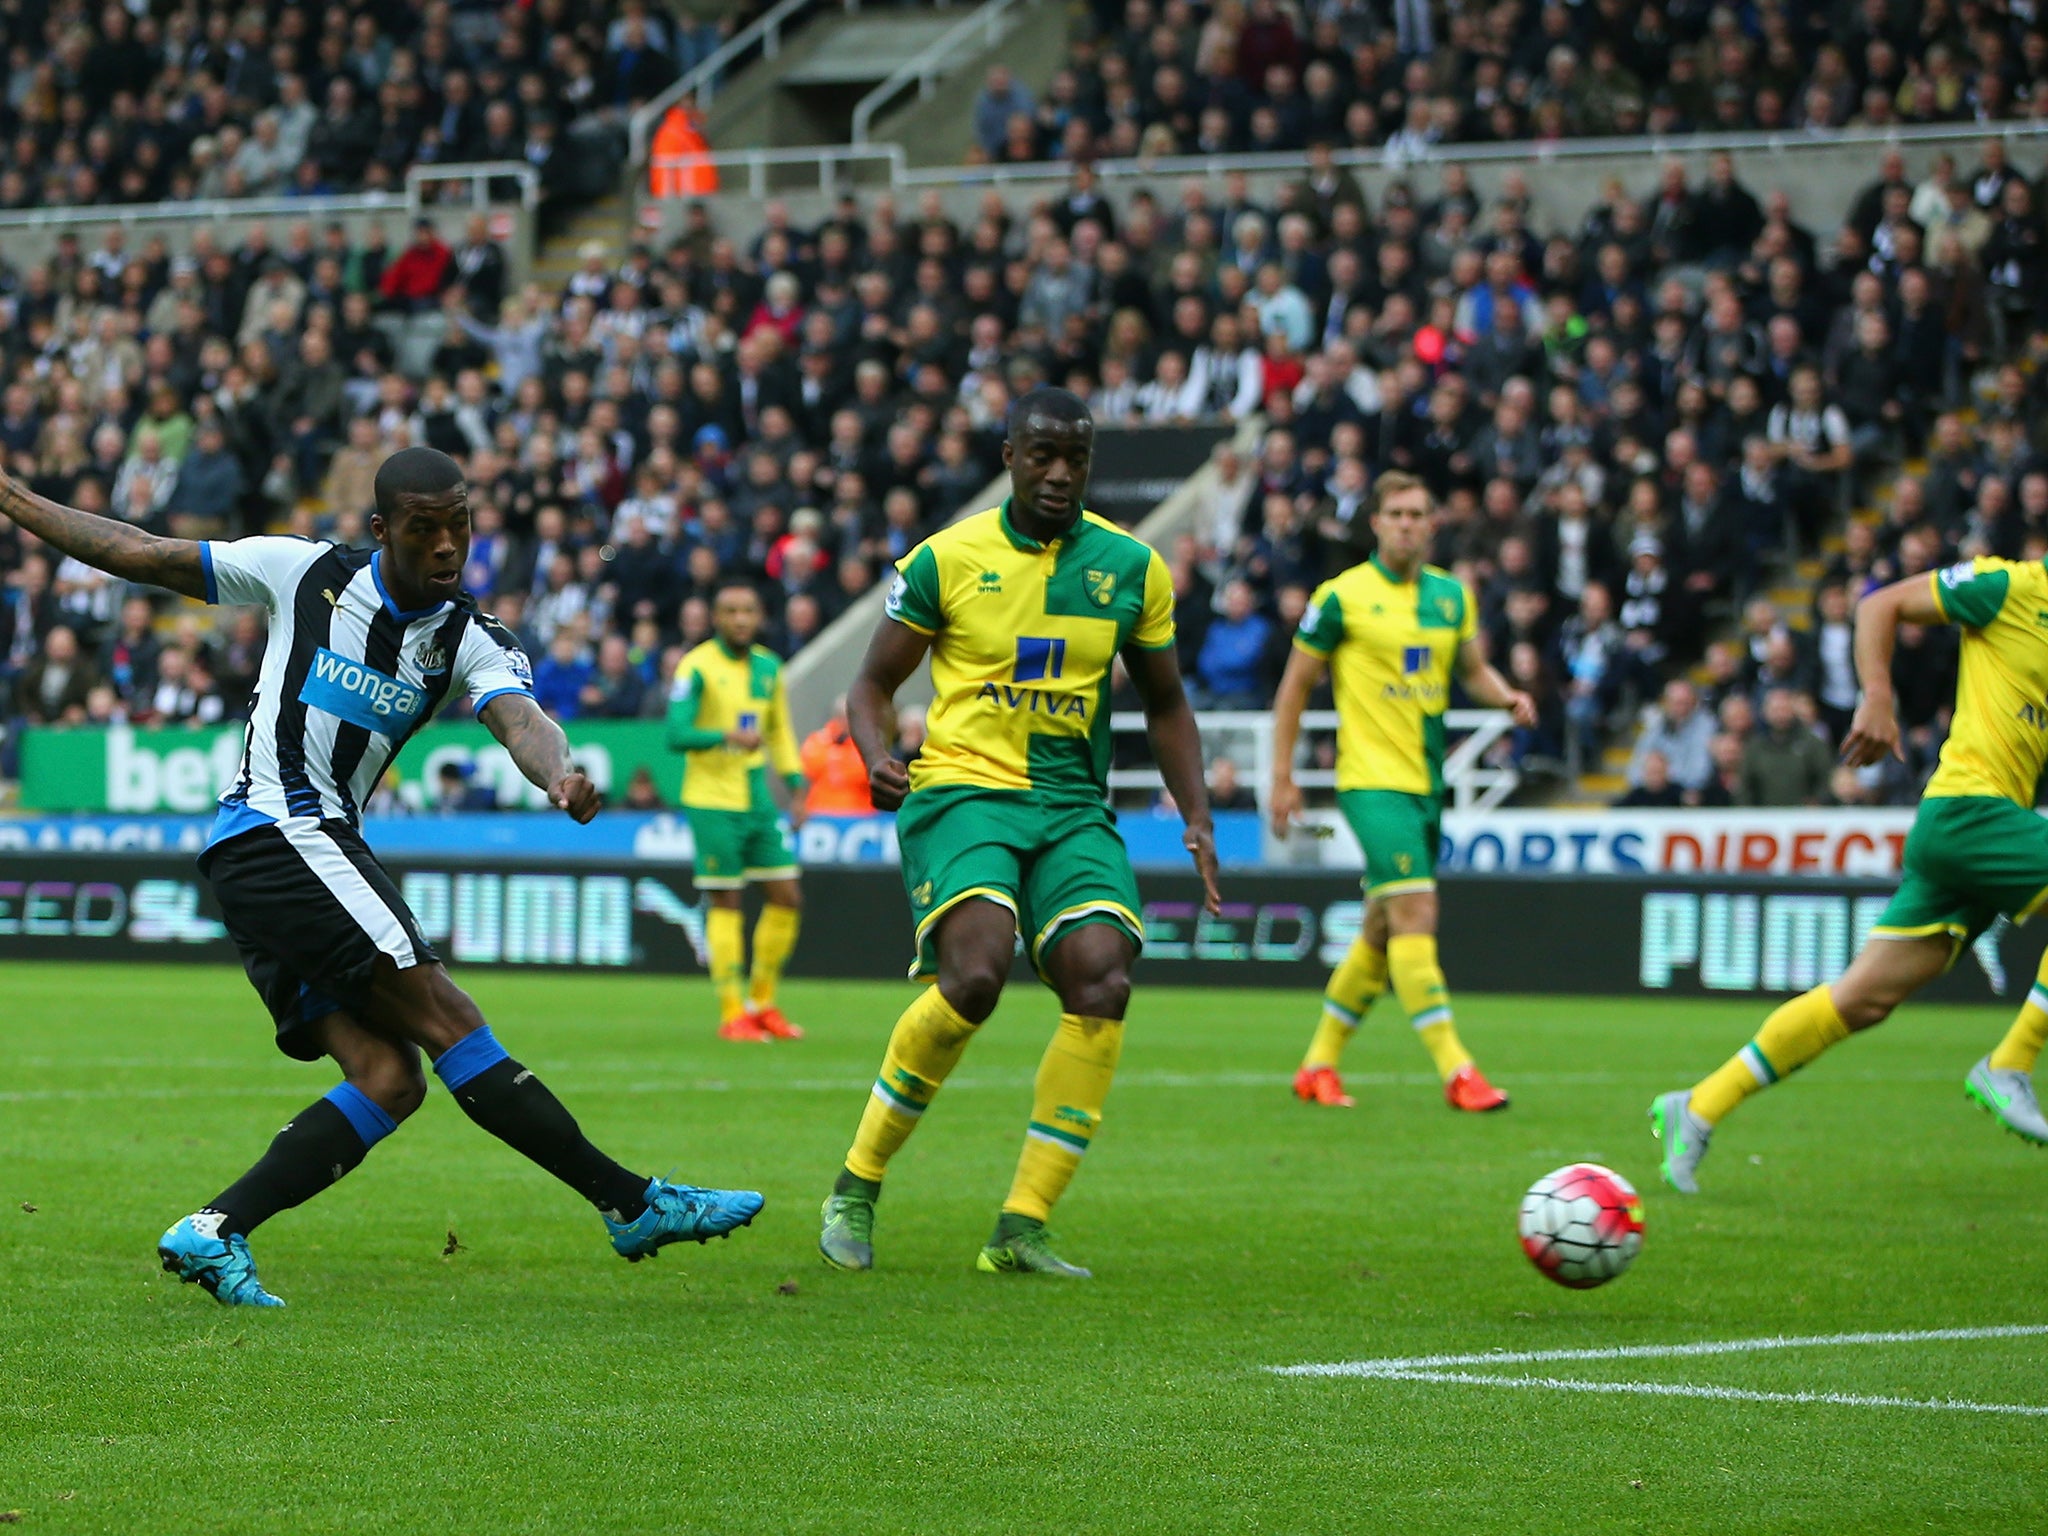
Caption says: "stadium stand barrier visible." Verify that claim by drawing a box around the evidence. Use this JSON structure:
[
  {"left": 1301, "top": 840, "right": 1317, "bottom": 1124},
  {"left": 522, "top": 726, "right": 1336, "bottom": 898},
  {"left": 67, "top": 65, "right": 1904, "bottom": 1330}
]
[
  {"left": 0, "top": 164, "right": 542, "bottom": 291},
  {"left": 636, "top": 121, "right": 2048, "bottom": 251}
]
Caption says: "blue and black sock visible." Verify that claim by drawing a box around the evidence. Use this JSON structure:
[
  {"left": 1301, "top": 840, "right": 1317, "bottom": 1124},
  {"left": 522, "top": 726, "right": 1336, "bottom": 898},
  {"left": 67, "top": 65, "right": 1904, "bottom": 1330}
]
[
  {"left": 434, "top": 1028, "right": 649, "bottom": 1222},
  {"left": 208, "top": 1083, "right": 397, "bottom": 1239}
]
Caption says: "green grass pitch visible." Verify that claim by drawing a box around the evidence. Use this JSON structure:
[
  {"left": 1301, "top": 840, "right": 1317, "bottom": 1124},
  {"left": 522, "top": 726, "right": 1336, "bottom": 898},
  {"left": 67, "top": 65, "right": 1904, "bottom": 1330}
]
[{"left": 4, "top": 962, "right": 2047, "bottom": 1534}]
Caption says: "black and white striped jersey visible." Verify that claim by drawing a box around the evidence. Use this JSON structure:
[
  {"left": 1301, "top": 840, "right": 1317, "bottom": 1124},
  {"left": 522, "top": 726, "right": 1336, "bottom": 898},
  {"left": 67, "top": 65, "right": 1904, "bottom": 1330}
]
[{"left": 200, "top": 537, "right": 534, "bottom": 844}]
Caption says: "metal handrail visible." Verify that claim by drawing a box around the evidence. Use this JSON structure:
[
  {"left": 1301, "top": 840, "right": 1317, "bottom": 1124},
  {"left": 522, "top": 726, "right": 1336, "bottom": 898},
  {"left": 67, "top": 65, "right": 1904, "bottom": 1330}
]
[
  {"left": 647, "top": 143, "right": 905, "bottom": 199},
  {"left": 406, "top": 162, "right": 541, "bottom": 213},
  {"left": 627, "top": 0, "right": 854, "bottom": 167},
  {"left": 634, "top": 115, "right": 2048, "bottom": 201},
  {"left": 848, "top": 0, "right": 1037, "bottom": 146}
]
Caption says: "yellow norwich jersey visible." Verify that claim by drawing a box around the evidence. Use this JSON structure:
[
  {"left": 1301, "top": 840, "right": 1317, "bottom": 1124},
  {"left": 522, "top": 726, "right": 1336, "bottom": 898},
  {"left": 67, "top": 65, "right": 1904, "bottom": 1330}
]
[
  {"left": 1926, "top": 557, "right": 2048, "bottom": 805},
  {"left": 1294, "top": 556, "right": 1477, "bottom": 798},
  {"left": 886, "top": 502, "right": 1175, "bottom": 798},
  {"left": 665, "top": 639, "right": 802, "bottom": 812}
]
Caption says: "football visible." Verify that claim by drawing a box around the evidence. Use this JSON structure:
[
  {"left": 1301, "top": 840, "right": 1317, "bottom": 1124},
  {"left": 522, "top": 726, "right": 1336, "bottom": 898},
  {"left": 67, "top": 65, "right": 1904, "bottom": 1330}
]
[{"left": 1517, "top": 1163, "right": 1645, "bottom": 1289}]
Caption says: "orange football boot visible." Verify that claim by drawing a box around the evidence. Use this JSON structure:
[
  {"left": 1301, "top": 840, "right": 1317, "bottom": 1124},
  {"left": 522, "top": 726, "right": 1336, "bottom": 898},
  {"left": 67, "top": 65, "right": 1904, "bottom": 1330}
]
[
  {"left": 748, "top": 1006, "right": 804, "bottom": 1040},
  {"left": 718, "top": 1013, "right": 773, "bottom": 1042},
  {"left": 1444, "top": 1063, "right": 1509, "bottom": 1112},
  {"left": 1292, "top": 1064, "right": 1355, "bottom": 1107}
]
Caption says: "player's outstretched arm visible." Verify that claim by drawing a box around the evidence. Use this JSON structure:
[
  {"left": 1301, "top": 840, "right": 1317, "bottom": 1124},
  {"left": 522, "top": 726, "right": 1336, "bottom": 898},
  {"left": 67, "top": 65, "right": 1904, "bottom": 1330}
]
[
  {"left": 1842, "top": 573, "right": 1945, "bottom": 767},
  {"left": 0, "top": 466, "right": 206, "bottom": 599},
  {"left": 1124, "top": 642, "right": 1222, "bottom": 916},
  {"left": 848, "top": 618, "right": 930, "bottom": 812},
  {"left": 1268, "top": 647, "right": 1326, "bottom": 836},
  {"left": 1456, "top": 636, "right": 1539, "bottom": 727},
  {"left": 481, "top": 692, "right": 600, "bottom": 822}
]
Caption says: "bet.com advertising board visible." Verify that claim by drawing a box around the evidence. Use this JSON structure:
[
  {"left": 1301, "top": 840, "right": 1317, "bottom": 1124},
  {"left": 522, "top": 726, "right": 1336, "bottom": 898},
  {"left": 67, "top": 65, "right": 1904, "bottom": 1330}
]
[{"left": 0, "top": 859, "right": 2032, "bottom": 1003}]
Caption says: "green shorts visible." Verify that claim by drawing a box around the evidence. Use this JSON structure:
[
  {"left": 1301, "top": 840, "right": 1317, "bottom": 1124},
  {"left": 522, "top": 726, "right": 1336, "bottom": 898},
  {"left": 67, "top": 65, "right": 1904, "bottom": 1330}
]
[
  {"left": 685, "top": 806, "right": 798, "bottom": 889},
  {"left": 1338, "top": 789, "right": 1442, "bottom": 898},
  {"left": 896, "top": 785, "right": 1144, "bottom": 983},
  {"left": 1874, "top": 795, "right": 2048, "bottom": 947}
]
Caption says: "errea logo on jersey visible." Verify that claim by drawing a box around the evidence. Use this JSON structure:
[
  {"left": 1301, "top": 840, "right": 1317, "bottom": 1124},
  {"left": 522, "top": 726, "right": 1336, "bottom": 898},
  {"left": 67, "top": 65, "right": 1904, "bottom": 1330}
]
[{"left": 299, "top": 647, "right": 427, "bottom": 734}]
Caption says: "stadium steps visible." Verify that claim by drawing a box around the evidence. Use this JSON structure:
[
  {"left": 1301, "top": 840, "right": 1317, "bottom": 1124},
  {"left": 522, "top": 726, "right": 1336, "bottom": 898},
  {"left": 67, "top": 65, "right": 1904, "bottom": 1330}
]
[
  {"left": 532, "top": 193, "right": 635, "bottom": 289},
  {"left": 1565, "top": 459, "right": 1924, "bottom": 807}
]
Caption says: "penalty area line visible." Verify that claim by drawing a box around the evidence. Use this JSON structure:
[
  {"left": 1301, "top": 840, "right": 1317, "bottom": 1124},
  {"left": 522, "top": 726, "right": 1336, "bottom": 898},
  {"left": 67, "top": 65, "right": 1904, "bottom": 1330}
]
[
  {"left": 1269, "top": 1323, "right": 2048, "bottom": 1377},
  {"left": 1333, "top": 1369, "right": 2048, "bottom": 1417},
  {"left": 1269, "top": 1324, "right": 2048, "bottom": 1416}
]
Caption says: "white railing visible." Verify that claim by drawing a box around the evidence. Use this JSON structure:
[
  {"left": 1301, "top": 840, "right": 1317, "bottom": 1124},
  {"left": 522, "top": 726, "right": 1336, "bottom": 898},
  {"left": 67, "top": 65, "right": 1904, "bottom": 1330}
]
[
  {"left": 1106, "top": 708, "right": 1519, "bottom": 816},
  {"left": 638, "top": 115, "right": 2048, "bottom": 200},
  {"left": 627, "top": 0, "right": 858, "bottom": 166},
  {"left": 848, "top": 0, "right": 1039, "bottom": 146},
  {"left": 648, "top": 143, "right": 905, "bottom": 200},
  {"left": 0, "top": 162, "right": 538, "bottom": 238},
  {"left": 407, "top": 161, "right": 541, "bottom": 213}
]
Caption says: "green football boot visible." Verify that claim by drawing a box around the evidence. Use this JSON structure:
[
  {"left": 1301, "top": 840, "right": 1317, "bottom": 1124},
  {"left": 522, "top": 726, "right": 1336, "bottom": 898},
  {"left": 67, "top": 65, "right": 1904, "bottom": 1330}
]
[
  {"left": 819, "top": 1191, "right": 876, "bottom": 1271},
  {"left": 976, "top": 1217, "right": 1091, "bottom": 1278},
  {"left": 1650, "top": 1089, "right": 1713, "bottom": 1194}
]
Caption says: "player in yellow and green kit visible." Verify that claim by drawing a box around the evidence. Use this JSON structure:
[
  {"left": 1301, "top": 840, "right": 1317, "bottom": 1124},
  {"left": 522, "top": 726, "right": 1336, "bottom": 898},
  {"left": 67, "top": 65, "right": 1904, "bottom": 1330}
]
[
  {"left": 667, "top": 580, "right": 808, "bottom": 1042},
  {"left": 1654, "top": 556, "right": 2048, "bottom": 1193},
  {"left": 1268, "top": 471, "right": 1537, "bottom": 1113},
  {"left": 816, "top": 387, "right": 1221, "bottom": 1279}
]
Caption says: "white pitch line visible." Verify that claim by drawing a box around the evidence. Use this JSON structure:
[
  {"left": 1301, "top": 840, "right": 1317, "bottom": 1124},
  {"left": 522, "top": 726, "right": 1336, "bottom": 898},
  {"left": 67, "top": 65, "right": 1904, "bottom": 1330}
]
[
  {"left": 1269, "top": 1323, "right": 2048, "bottom": 1378},
  {"left": 1345, "top": 1369, "right": 2048, "bottom": 1417}
]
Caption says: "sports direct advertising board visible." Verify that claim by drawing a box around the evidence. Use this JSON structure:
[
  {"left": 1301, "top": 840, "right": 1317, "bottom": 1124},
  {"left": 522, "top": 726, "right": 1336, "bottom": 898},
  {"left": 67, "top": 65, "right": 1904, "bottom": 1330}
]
[{"left": 1308, "top": 808, "right": 1921, "bottom": 878}]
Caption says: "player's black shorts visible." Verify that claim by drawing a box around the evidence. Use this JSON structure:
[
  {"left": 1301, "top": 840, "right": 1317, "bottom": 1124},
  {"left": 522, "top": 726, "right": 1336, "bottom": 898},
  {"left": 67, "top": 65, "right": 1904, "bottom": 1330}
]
[{"left": 199, "top": 818, "right": 440, "bottom": 1061}]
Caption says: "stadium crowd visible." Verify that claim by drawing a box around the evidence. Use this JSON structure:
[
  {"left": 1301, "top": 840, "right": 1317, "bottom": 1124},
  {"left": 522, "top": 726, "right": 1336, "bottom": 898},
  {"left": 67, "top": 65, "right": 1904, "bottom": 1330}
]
[
  {"left": 3, "top": 1, "right": 2048, "bottom": 810},
  {"left": 0, "top": 0, "right": 742, "bottom": 214},
  {"left": 997, "top": 0, "right": 2048, "bottom": 164}
]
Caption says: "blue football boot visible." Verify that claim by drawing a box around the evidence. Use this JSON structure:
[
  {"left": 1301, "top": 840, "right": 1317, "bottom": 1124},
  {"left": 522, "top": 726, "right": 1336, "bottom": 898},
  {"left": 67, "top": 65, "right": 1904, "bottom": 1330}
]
[
  {"left": 158, "top": 1213, "right": 286, "bottom": 1307},
  {"left": 606, "top": 1177, "right": 764, "bottom": 1260}
]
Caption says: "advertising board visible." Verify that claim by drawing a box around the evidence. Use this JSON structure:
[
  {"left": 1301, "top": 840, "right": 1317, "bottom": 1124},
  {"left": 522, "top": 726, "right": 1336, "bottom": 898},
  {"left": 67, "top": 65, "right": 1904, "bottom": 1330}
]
[{"left": 0, "top": 859, "right": 2025, "bottom": 1003}]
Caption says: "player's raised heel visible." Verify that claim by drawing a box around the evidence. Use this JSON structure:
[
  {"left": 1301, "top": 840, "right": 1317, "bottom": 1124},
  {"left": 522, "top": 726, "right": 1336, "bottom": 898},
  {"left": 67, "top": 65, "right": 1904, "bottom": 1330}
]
[
  {"left": 819, "top": 1192, "right": 875, "bottom": 1270},
  {"left": 1651, "top": 1089, "right": 1713, "bottom": 1194},
  {"left": 1965, "top": 1056, "right": 2048, "bottom": 1146},
  {"left": 157, "top": 1214, "right": 285, "bottom": 1308},
  {"left": 606, "top": 1177, "right": 764, "bottom": 1260}
]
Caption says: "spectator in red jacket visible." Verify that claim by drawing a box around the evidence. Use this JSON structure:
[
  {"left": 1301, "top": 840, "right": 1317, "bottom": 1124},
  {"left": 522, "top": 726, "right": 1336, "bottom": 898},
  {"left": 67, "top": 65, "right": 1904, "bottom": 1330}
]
[{"left": 379, "top": 220, "right": 453, "bottom": 314}]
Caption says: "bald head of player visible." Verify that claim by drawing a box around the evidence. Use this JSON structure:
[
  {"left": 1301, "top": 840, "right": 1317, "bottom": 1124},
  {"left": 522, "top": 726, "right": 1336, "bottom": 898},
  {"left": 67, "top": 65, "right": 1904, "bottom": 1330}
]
[
  {"left": 1002, "top": 386, "right": 1093, "bottom": 541},
  {"left": 372, "top": 445, "right": 470, "bottom": 608}
]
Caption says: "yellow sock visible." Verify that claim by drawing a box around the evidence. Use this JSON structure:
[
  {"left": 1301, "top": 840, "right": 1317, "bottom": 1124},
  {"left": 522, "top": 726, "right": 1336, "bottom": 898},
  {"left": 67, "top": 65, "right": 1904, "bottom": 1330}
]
[
  {"left": 1690, "top": 984, "right": 1850, "bottom": 1125},
  {"left": 748, "top": 904, "right": 800, "bottom": 1008},
  {"left": 1302, "top": 939, "right": 1388, "bottom": 1070},
  {"left": 1003, "top": 1013, "right": 1124, "bottom": 1221},
  {"left": 1387, "top": 932, "right": 1470, "bottom": 1081},
  {"left": 844, "top": 987, "right": 979, "bottom": 1183},
  {"left": 1991, "top": 965, "right": 2048, "bottom": 1072},
  {"left": 706, "top": 906, "right": 746, "bottom": 1023}
]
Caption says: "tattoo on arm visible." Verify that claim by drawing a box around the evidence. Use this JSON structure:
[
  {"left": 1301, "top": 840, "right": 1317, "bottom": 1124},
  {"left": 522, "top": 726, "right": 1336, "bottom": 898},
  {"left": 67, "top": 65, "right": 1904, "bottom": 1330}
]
[
  {"left": 0, "top": 474, "right": 206, "bottom": 599},
  {"left": 481, "top": 693, "right": 571, "bottom": 789}
]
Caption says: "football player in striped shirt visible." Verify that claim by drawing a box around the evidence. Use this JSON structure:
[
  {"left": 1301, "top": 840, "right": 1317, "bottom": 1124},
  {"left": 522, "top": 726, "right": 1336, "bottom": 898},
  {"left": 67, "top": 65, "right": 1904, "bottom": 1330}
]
[{"left": 0, "top": 448, "right": 763, "bottom": 1306}]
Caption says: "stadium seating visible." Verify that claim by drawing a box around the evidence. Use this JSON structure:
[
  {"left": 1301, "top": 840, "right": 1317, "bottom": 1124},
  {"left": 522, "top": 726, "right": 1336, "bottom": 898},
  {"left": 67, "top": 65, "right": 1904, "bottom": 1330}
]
[{"left": 3, "top": 0, "right": 2046, "bottom": 815}]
